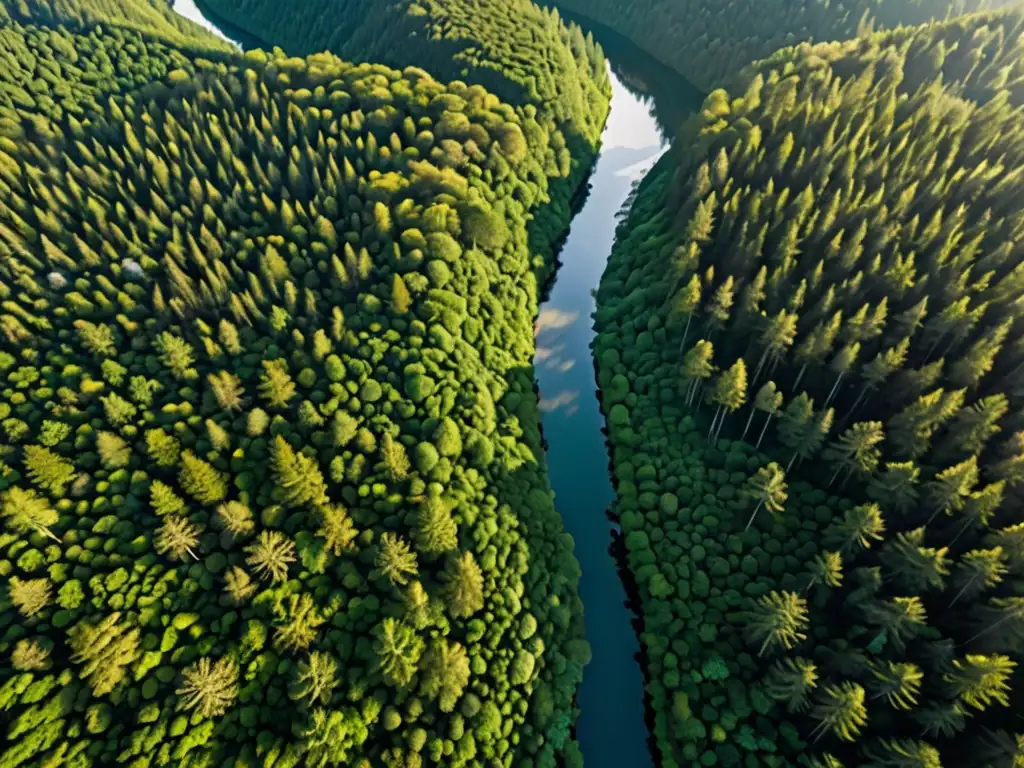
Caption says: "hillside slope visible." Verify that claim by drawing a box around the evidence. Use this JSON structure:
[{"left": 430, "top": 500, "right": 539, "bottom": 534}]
[
  {"left": 0, "top": 4, "right": 596, "bottom": 766},
  {"left": 546, "top": 0, "right": 1017, "bottom": 91},
  {"left": 593, "top": 9, "right": 1024, "bottom": 766}
]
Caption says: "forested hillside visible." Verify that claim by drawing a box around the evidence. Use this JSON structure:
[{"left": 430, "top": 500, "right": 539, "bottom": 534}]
[
  {"left": 0, "top": 0, "right": 231, "bottom": 50},
  {"left": 196, "top": 0, "right": 610, "bottom": 269},
  {"left": 546, "top": 0, "right": 1013, "bottom": 91},
  {"left": 594, "top": 8, "right": 1024, "bottom": 766},
  {"left": 0, "top": 5, "right": 596, "bottom": 766}
]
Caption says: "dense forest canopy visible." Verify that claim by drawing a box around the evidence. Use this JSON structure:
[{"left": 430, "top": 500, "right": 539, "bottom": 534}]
[
  {"left": 544, "top": 0, "right": 1018, "bottom": 91},
  {"left": 594, "top": 7, "right": 1024, "bottom": 767},
  {"left": 1, "top": 0, "right": 231, "bottom": 50},
  {"left": 0, "top": 0, "right": 610, "bottom": 764},
  {"left": 199, "top": 0, "right": 610, "bottom": 287}
]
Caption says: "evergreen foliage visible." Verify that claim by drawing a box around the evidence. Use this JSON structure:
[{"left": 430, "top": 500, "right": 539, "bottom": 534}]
[
  {"left": 594, "top": 8, "right": 1024, "bottom": 766},
  {"left": 0, "top": 0, "right": 602, "bottom": 762}
]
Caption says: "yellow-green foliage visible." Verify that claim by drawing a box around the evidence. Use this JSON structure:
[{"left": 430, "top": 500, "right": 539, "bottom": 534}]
[{"left": 0, "top": 9, "right": 594, "bottom": 766}]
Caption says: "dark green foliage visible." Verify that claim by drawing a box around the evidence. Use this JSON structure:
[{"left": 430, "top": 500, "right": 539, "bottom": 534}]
[{"left": 594, "top": 9, "right": 1024, "bottom": 766}]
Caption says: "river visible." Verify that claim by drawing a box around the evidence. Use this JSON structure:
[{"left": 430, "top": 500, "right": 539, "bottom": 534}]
[{"left": 170, "top": 2, "right": 701, "bottom": 764}]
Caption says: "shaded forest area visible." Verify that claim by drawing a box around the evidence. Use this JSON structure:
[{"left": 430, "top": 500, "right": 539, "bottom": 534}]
[{"left": 544, "top": 0, "right": 1014, "bottom": 91}]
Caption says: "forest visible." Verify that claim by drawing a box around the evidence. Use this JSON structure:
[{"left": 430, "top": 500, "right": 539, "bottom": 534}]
[
  {"left": 594, "top": 6, "right": 1024, "bottom": 766},
  {"left": 544, "top": 0, "right": 1013, "bottom": 91},
  {"left": 0, "top": 0, "right": 611, "bottom": 765},
  {"left": 196, "top": 0, "right": 611, "bottom": 280},
  {"left": 5, "top": 0, "right": 1024, "bottom": 764}
]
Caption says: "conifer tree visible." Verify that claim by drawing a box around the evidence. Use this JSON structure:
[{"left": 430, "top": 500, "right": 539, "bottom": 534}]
[
  {"left": 272, "top": 434, "right": 327, "bottom": 508},
  {"left": 259, "top": 359, "right": 297, "bottom": 410},
  {"left": 708, "top": 358, "right": 747, "bottom": 442},
  {"left": 742, "top": 462, "right": 787, "bottom": 530},
  {"left": 1, "top": 486, "right": 61, "bottom": 543},
  {"left": 373, "top": 617, "right": 424, "bottom": 688},
  {"left": 289, "top": 651, "right": 339, "bottom": 706},
  {"left": 443, "top": 551, "right": 485, "bottom": 619},
  {"left": 8, "top": 576, "right": 53, "bottom": 618},
  {"left": 177, "top": 656, "right": 239, "bottom": 717},
  {"left": 374, "top": 533, "right": 419, "bottom": 587},
  {"left": 178, "top": 450, "right": 228, "bottom": 505},
  {"left": 763, "top": 656, "right": 818, "bottom": 712},
  {"left": 68, "top": 612, "right": 140, "bottom": 696},
  {"left": 245, "top": 531, "right": 296, "bottom": 583},
  {"left": 744, "top": 590, "right": 809, "bottom": 656},
  {"left": 413, "top": 496, "right": 459, "bottom": 555},
  {"left": 154, "top": 515, "right": 202, "bottom": 561}
]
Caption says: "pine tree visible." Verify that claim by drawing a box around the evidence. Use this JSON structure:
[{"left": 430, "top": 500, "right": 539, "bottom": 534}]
[
  {"left": 805, "top": 551, "right": 844, "bottom": 592},
  {"left": 413, "top": 496, "right": 459, "bottom": 555},
  {"left": 373, "top": 617, "right": 424, "bottom": 688},
  {"left": 215, "top": 501, "right": 254, "bottom": 538},
  {"left": 880, "top": 527, "right": 950, "bottom": 593},
  {"left": 418, "top": 638, "right": 471, "bottom": 712},
  {"left": 378, "top": 432, "right": 411, "bottom": 482},
  {"left": 316, "top": 504, "right": 358, "bottom": 555},
  {"left": 763, "top": 656, "right": 818, "bottom": 712},
  {"left": 669, "top": 274, "right": 702, "bottom": 352},
  {"left": 145, "top": 428, "right": 181, "bottom": 467},
  {"left": 259, "top": 359, "right": 296, "bottom": 410},
  {"left": 11, "top": 638, "right": 51, "bottom": 671},
  {"left": 866, "top": 461, "right": 920, "bottom": 516},
  {"left": 374, "top": 533, "right": 419, "bottom": 586},
  {"left": 178, "top": 450, "right": 228, "bottom": 505},
  {"left": 743, "top": 380, "right": 783, "bottom": 447},
  {"left": 245, "top": 531, "right": 296, "bottom": 583},
  {"left": 950, "top": 548, "right": 1007, "bottom": 606},
  {"left": 150, "top": 480, "right": 186, "bottom": 517},
  {"left": 861, "top": 738, "right": 942, "bottom": 767},
  {"left": 708, "top": 358, "right": 747, "bottom": 442},
  {"left": 808, "top": 682, "right": 868, "bottom": 743},
  {"left": 743, "top": 590, "right": 809, "bottom": 656},
  {"left": 177, "top": 656, "right": 238, "bottom": 717},
  {"left": 224, "top": 566, "right": 257, "bottom": 604},
  {"left": 68, "top": 612, "right": 140, "bottom": 696},
  {"left": 155, "top": 331, "right": 197, "bottom": 380},
  {"left": 272, "top": 434, "right": 327, "bottom": 508},
  {"left": 390, "top": 273, "right": 412, "bottom": 313},
  {"left": 155, "top": 515, "right": 202, "bottom": 561},
  {"left": 925, "top": 456, "right": 978, "bottom": 524},
  {"left": 443, "top": 551, "right": 485, "bottom": 619},
  {"left": 861, "top": 596, "right": 928, "bottom": 652},
  {"left": 289, "top": 651, "right": 339, "bottom": 706},
  {"left": 8, "top": 576, "right": 53, "bottom": 618},
  {"left": 22, "top": 445, "right": 76, "bottom": 494},
  {"left": 742, "top": 462, "right": 787, "bottom": 531},
  {"left": 96, "top": 431, "right": 131, "bottom": 469},
  {"left": 273, "top": 593, "right": 325, "bottom": 652},
  {"left": 825, "top": 503, "right": 886, "bottom": 554},
  {"left": 680, "top": 340, "right": 716, "bottom": 406},
  {"left": 867, "top": 661, "right": 923, "bottom": 710},
  {"left": 208, "top": 370, "right": 245, "bottom": 411},
  {"left": 944, "top": 654, "right": 1016, "bottom": 712},
  {"left": 822, "top": 421, "right": 884, "bottom": 486},
  {"left": 1, "top": 486, "right": 61, "bottom": 543}
]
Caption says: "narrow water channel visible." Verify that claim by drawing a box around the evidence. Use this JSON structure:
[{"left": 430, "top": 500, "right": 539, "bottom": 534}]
[
  {"left": 534, "top": 71, "right": 665, "bottom": 767},
  {"left": 171, "top": 3, "right": 700, "bottom": 765}
]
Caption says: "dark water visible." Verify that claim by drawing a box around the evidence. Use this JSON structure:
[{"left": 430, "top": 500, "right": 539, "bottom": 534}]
[{"left": 171, "top": 2, "right": 703, "bottom": 765}]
